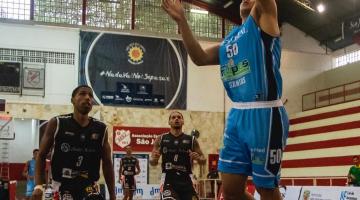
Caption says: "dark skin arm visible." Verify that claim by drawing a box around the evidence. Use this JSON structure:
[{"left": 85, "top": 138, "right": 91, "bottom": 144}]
[
  {"left": 135, "top": 159, "right": 141, "bottom": 175},
  {"left": 251, "top": 0, "right": 280, "bottom": 36},
  {"left": 31, "top": 117, "right": 57, "bottom": 200},
  {"left": 162, "top": 0, "right": 220, "bottom": 66},
  {"left": 23, "top": 161, "right": 30, "bottom": 179},
  {"left": 189, "top": 138, "right": 206, "bottom": 165},
  {"left": 101, "top": 130, "right": 116, "bottom": 200},
  {"left": 118, "top": 159, "right": 123, "bottom": 182},
  {"left": 150, "top": 135, "right": 162, "bottom": 166}
]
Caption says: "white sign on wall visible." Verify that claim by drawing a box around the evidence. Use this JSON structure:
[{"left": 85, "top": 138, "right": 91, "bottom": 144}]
[{"left": 254, "top": 186, "right": 360, "bottom": 200}]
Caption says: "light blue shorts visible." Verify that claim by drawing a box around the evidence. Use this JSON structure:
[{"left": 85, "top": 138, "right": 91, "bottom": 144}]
[
  {"left": 218, "top": 106, "right": 289, "bottom": 188},
  {"left": 26, "top": 179, "right": 35, "bottom": 197}
]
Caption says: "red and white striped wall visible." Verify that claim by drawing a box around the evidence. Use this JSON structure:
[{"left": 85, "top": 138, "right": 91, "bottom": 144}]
[{"left": 281, "top": 100, "right": 360, "bottom": 185}]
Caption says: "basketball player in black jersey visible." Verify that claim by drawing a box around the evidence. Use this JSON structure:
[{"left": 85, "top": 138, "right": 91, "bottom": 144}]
[
  {"left": 119, "top": 145, "right": 140, "bottom": 200},
  {"left": 150, "top": 111, "right": 206, "bottom": 200},
  {"left": 31, "top": 85, "right": 116, "bottom": 200}
]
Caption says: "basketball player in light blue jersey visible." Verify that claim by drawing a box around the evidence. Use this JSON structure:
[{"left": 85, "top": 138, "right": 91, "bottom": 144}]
[
  {"left": 162, "top": 0, "right": 289, "bottom": 199},
  {"left": 23, "top": 149, "right": 39, "bottom": 200}
]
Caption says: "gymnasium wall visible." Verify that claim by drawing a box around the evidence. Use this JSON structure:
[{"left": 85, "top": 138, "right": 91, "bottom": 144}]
[{"left": 281, "top": 99, "right": 360, "bottom": 185}]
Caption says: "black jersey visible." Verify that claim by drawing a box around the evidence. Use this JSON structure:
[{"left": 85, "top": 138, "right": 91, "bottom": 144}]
[
  {"left": 160, "top": 133, "right": 194, "bottom": 175},
  {"left": 51, "top": 114, "right": 107, "bottom": 182},
  {"left": 121, "top": 156, "right": 138, "bottom": 176}
]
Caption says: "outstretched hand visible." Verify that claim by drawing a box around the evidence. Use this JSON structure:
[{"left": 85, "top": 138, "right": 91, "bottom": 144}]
[{"left": 162, "top": 0, "right": 186, "bottom": 23}]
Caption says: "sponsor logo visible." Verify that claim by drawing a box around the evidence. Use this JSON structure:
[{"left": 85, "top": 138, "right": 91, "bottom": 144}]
[
  {"left": 174, "top": 140, "right": 179, "bottom": 145},
  {"left": 163, "top": 147, "right": 168, "bottom": 154},
  {"left": 162, "top": 189, "right": 171, "bottom": 196},
  {"left": 60, "top": 143, "right": 70, "bottom": 152},
  {"left": 125, "top": 95, "right": 132, "bottom": 103},
  {"left": 126, "top": 43, "right": 145, "bottom": 65},
  {"left": 64, "top": 131, "right": 74, "bottom": 136},
  {"left": 80, "top": 134, "right": 86, "bottom": 142},
  {"left": 340, "top": 191, "right": 357, "bottom": 200},
  {"left": 26, "top": 69, "right": 41, "bottom": 86},
  {"left": 120, "top": 84, "right": 130, "bottom": 93},
  {"left": 182, "top": 139, "right": 190, "bottom": 144},
  {"left": 91, "top": 133, "right": 100, "bottom": 140},
  {"left": 221, "top": 59, "right": 251, "bottom": 82},
  {"left": 115, "top": 129, "right": 131, "bottom": 148},
  {"left": 302, "top": 190, "right": 310, "bottom": 200},
  {"left": 62, "top": 168, "right": 72, "bottom": 179}
]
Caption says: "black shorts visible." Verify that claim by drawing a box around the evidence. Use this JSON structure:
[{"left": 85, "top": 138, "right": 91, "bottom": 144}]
[
  {"left": 56, "top": 179, "right": 102, "bottom": 200},
  {"left": 161, "top": 182, "right": 198, "bottom": 200},
  {"left": 122, "top": 175, "right": 136, "bottom": 191}
]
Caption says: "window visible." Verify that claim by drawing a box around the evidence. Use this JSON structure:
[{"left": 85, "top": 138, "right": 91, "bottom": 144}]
[{"left": 334, "top": 49, "right": 360, "bottom": 68}]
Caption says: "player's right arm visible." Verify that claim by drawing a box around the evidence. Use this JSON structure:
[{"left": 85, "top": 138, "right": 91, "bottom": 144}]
[
  {"left": 150, "top": 135, "right": 162, "bottom": 166},
  {"left": 119, "top": 159, "right": 123, "bottom": 182},
  {"left": 22, "top": 161, "right": 29, "bottom": 179},
  {"left": 162, "top": 0, "right": 220, "bottom": 66},
  {"left": 31, "top": 117, "right": 57, "bottom": 200}
]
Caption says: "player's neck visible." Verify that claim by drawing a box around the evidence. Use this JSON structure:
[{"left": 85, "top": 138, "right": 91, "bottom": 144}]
[
  {"left": 73, "top": 112, "right": 90, "bottom": 127},
  {"left": 170, "top": 129, "right": 182, "bottom": 137}
]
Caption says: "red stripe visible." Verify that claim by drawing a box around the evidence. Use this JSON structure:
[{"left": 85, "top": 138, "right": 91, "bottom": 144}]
[
  {"left": 282, "top": 155, "right": 354, "bottom": 168},
  {"left": 290, "top": 106, "right": 360, "bottom": 124},
  {"left": 285, "top": 136, "right": 360, "bottom": 152},
  {"left": 289, "top": 120, "right": 360, "bottom": 137}
]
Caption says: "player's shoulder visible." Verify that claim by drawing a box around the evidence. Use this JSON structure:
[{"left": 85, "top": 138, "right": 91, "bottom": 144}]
[{"left": 90, "top": 117, "right": 107, "bottom": 129}]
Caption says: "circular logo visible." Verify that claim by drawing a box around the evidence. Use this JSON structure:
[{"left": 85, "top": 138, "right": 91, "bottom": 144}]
[
  {"left": 126, "top": 43, "right": 145, "bottom": 65},
  {"left": 60, "top": 143, "right": 70, "bottom": 152}
]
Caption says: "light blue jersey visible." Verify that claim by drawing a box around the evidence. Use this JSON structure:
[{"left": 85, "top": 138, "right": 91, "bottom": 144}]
[
  {"left": 28, "top": 159, "right": 36, "bottom": 176},
  {"left": 218, "top": 15, "right": 289, "bottom": 189},
  {"left": 26, "top": 159, "right": 36, "bottom": 197},
  {"left": 219, "top": 15, "right": 282, "bottom": 102}
]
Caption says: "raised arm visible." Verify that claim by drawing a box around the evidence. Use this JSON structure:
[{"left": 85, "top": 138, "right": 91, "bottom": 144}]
[
  {"left": 32, "top": 118, "right": 57, "bottom": 200},
  {"left": 252, "top": 0, "right": 280, "bottom": 36},
  {"left": 162, "top": 0, "right": 220, "bottom": 66},
  {"left": 150, "top": 135, "right": 162, "bottom": 166},
  {"left": 189, "top": 138, "right": 206, "bottom": 165},
  {"left": 101, "top": 129, "right": 116, "bottom": 200}
]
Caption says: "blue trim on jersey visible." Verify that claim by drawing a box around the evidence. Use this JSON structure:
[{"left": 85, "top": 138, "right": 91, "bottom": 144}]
[{"left": 219, "top": 15, "right": 282, "bottom": 102}]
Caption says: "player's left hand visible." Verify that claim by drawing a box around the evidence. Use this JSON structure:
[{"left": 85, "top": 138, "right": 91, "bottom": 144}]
[{"left": 189, "top": 150, "right": 201, "bottom": 161}]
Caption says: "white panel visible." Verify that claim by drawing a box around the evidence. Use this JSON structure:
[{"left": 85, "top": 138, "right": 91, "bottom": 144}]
[
  {"left": 187, "top": 41, "right": 225, "bottom": 112},
  {"left": 287, "top": 128, "right": 360, "bottom": 145},
  {"left": 0, "top": 23, "right": 79, "bottom": 105},
  {"left": 283, "top": 145, "right": 360, "bottom": 160},
  {"left": 290, "top": 113, "right": 360, "bottom": 131},
  {"left": 281, "top": 165, "right": 351, "bottom": 177},
  {"left": 0, "top": 22, "right": 79, "bottom": 52},
  {"left": 8, "top": 118, "right": 38, "bottom": 163}
]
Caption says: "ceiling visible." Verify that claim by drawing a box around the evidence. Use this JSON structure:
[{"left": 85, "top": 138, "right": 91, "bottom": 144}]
[{"left": 184, "top": 0, "right": 360, "bottom": 51}]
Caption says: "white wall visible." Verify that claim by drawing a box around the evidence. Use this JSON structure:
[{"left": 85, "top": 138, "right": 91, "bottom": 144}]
[
  {"left": 187, "top": 41, "right": 225, "bottom": 112},
  {"left": 8, "top": 118, "right": 39, "bottom": 163},
  {"left": 0, "top": 22, "right": 79, "bottom": 105}
]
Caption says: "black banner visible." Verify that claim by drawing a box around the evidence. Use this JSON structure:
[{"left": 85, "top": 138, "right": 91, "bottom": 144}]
[
  {"left": 79, "top": 31, "right": 187, "bottom": 109},
  {"left": 0, "top": 62, "right": 20, "bottom": 93}
]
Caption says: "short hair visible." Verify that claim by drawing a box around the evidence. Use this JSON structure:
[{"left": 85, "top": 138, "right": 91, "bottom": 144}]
[
  {"left": 71, "top": 85, "right": 92, "bottom": 98},
  {"left": 33, "top": 149, "right": 39, "bottom": 153},
  {"left": 168, "top": 111, "right": 183, "bottom": 120}
]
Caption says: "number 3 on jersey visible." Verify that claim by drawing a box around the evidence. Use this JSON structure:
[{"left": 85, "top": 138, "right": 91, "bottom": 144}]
[
  {"left": 76, "top": 156, "right": 83, "bottom": 167},
  {"left": 226, "top": 43, "right": 238, "bottom": 58}
]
